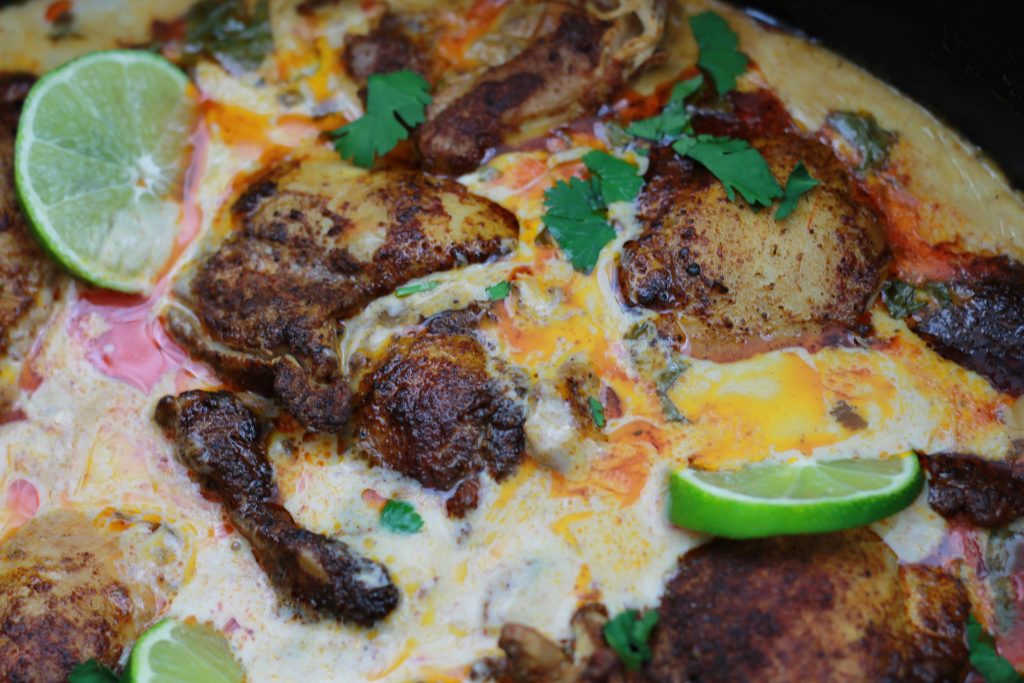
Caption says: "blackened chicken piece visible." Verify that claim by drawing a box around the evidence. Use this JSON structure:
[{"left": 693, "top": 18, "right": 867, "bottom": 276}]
[
  {"left": 908, "top": 270, "right": 1024, "bottom": 396},
  {"left": 0, "top": 511, "right": 183, "bottom": 683},
  {"left": 353, "top": 310, "right": 525, "bottom": 517},
  {"left": 643, "top": 529, "right": 967, "bottom": 683},
  {"left": 618, "top": 91, "right": 889, "bottom": 361},
  {"left": 921, "top": 453, "right": 1024, "bottom": 527},
  {"left": 1, "top": 73, "right": 57, "bottom": 410},
  {"left": 344, "top": 13, "right": 425, "bottom": 86},
  {"left": 417, "top": 2, "right": 666, "bottom": 174},
  {"left": 155, "top": 390, "right": 400, "bottom": 625},
  {"left": 168, "top": 155, "right": 518, "bottom": 433}
]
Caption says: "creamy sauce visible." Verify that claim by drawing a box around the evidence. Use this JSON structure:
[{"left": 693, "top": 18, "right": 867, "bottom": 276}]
[{"left": 0, "top": 0, "right": 1021, "bottom": 680}]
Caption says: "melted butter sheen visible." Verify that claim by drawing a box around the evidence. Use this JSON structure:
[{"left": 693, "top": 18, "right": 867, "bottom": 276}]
[{"left": 0, "top": 1, "right": 1018, "bottom": 681}]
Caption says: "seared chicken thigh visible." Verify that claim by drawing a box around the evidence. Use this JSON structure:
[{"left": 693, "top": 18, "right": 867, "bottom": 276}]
[
  {"left": 619, "top": 91, "right": 889, "bottom": 361},
  {"left": 0, "top": 511, "right": 185, "bottom": 683},
  {"left": 644, "top": 530, "right": 966, "bottom": 683},
  {"left": 168, "top": 155, "right": 518, "bottom": 432}
]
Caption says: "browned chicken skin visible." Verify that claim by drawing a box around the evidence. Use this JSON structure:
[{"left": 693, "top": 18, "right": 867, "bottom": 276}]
[
  {"left": 922, "top": 453, "right": 1024, "bottom": 528},
  {"left": 353, "top": 309, "right": 525, "bottom": 517},
  {"left": 0, "top": 511, "right": 183, "bottom": 683},
  {"left": 168, "top": 156, "right": 518, "bottom": 432},
  {"left": 907, "top": 263, "right": 1024, "bottom": 397},
  {"left": 619, "top": 91, "right": 889, "bottom": 361},
  {"left": 155, "top": 390, "right": 400, "bottom": 625},
  {"left": 417, "top": 2, "right": 666, "bottom": 174},
  {"left": 1, "top": 73, "right": 57, "bottom": 411}
]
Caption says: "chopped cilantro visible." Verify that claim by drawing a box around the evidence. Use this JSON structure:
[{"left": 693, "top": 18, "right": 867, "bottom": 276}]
[
  {"left": 588, "top": 397, "right": 606, "bottom": 429},
  {"left": 656, "top": 361, "right": 688, "bottom": 423},
  {"left": 627, "top": 75, "right": 703, "bottom": 143},
  {"left": 395, "top": 280, "right": 438, "bottom": 297},
  {"left": 182, "top": 0, "right": 272, "bottom": 74},
  {"left": 824, "top": 111, "right": 897, "bottom": 172},
  {"left": 603, "top": 609, "right": 660, "bottom": 670},
  {"left": 380, "top": 499, "right": 424, "bottom": 534},
  {"left": 583, "top": 150, "right": 644, "bottom": 204},
  {"left": 542, "top": 176, "right": 617, "bottom": 273},
  {"left": 690, "top": 11, "right": 747, "bottom": 95},
  {"left": 68, "top": 660, "right": 121, "bottom": 683},
  {"left": 680, "top": 135, "right": 782, "bottom": 207},
  {"left": 330, "top": 70, "right": 432, "bottom": 168},
  {"left": 881, "top": 280, "right": 925, "bottom": 319},
  {"left": 967, "top": 615, "right": 1022, "bottom": 683},
  {"left": 485, "top": 281, "right": 511, "bottom": 301},
  {"left": 774, "top": 162, "right": 820, "bottom": 220}
]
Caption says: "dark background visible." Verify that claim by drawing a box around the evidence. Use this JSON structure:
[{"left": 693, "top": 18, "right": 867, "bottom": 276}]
[{"left": 738, "top": 0, "right": 1024, "bottom": 189}]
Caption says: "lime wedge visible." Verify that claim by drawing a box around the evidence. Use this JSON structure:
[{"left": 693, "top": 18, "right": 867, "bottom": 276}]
[
  {"left": 669, "top": 454, "right": 923, "bottom": 539},
  {"left": 129, "top": 619, "right": 244, "bottom": 683},
  {"left": 15, "top": 50, "right": 196, "bottom": 293}
]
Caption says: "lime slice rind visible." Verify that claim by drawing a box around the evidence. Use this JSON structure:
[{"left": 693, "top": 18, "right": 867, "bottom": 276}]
[
  {"left": 14, "top": 49, "right": 195, "bottom": 293},
  {"left": 669, "top": 454, "right": 923, "bottom": 539},
  {"left": 130, "top": 618, "right": 244, "bottom": 683}
]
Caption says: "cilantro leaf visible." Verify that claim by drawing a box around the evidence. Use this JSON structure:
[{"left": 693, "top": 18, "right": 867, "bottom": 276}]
[
  {"left": 774, "top": 162, "right": 820, "bottom": 220},
  {"left": 967, "top": 615, "right": 1022, "bottom": 683},
  {"left": 331, "top": 70, "right": 432, "bottom": 168},
  {"left": 183, "top": 0, "right": 272, "bottom": 74},
  {"left": 395, "top": 280, "right": 438, "bottom": 298},
  {"left": 583, "top": 150, "right": 644, "bottom": 204},
  {"left": 690, "top": 11, "right": 747, "bottom": 95},
  {"left": 627, "top": 75, "right": 703, "bottom": 143},
  {"left": 485, "top": 281, "right": 511, "bottom": 301},
  {"left": 679, "top": 135, "right": 782, "bottom": 206},
  {"left": 881, "top": 280, "right": 925, "bottom": 319},
  {"left": 542, "top": 176, "right": 617, "bottom": 273},
  {"left": 588, "top": 397, "right": 606, "bottom": 429},
  {"left": 603, "top": 609, "right": 660, "bottom": 670},
  {"left": 380, "top": 499, "right": 424, "bottom": 534},
  {"left": 824, "top": 111, "right": 897, "bottom": 172},
  {"left": 68, "top": 660, "right": 121, "bottom": 683}
]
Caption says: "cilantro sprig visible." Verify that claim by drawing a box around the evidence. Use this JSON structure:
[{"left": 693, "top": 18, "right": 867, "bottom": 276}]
[
  {"left": 690, "top": 11, "right": 748, "bottom": 95},
  {"left": 331, "top": 70, "right": 432, "bottom": 168},
  {"left": 542, "top": 150, "right": 643, "bottom": 273},
  {"left": 380, "top": 499, "right": 424, "bottom": 534},
  {"left": 603, "top": 609, "right": 660, "bottom": 670},
  {"left": 628, "top": 75, "right": 704, "bottom": 143},
  {"left": 775, "top": 162, "right": 820, "bottom": 220},
  {"left": 967, "top": 615, "right": 1022, "bottom": 683}
]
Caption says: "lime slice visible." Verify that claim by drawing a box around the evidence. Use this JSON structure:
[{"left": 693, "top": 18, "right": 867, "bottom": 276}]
[
  {"left": 15, "top": 50, "right": 196, "bottom": 293},
  {"left": 669, "top": 454, "right": 923, "bottom": 539},
  {"left": 129, "top": 619, "right": 244, "bottom": 683}
]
